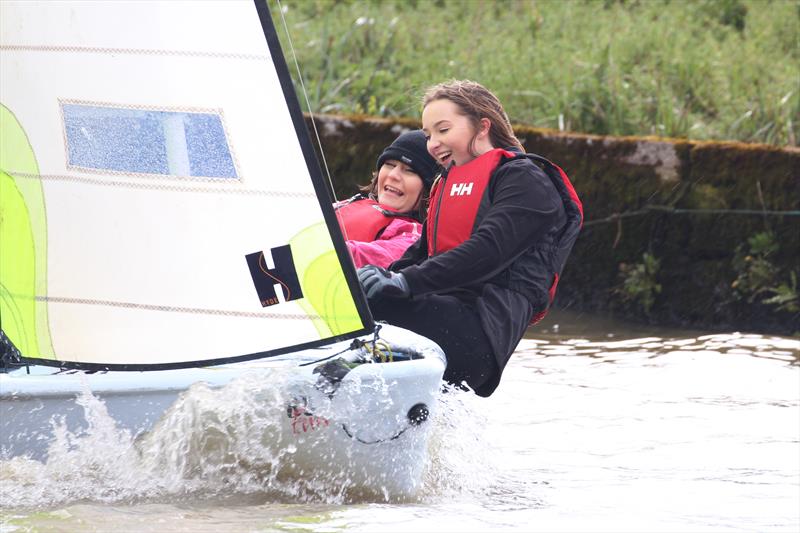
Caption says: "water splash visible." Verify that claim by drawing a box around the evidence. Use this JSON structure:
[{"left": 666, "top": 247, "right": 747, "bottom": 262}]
[
  {"left": 421, "top": 384, "right": 500, "bottom": 500},
  {"left": 1, "top": 366, "right": 482, "bottom": 509},
  {"left": 3, "top": 330, "right": 798, "bottom": 531},
  {"left": 0, "top": 386, "right": 148, "bottom": 507},
  {"left": 0, "top": 372, "right": 297, "bottom": 508}
]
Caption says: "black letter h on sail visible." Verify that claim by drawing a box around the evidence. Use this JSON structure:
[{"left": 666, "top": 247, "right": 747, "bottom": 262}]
[{"left": 245, "top": 245, "right": 304, "bottom": 307}]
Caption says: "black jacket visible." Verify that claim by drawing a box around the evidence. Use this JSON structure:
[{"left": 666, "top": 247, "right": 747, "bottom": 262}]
[{"left": 391, "top": 155, "right": 567, "bottom": 374}]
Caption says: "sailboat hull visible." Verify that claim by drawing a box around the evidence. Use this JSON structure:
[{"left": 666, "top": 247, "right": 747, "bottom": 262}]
[{"left": 0, "top": 325, "right": 446, "bottom": 498}]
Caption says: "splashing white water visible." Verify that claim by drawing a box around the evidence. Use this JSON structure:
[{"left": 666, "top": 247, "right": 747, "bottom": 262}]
[
  {"left": 421, "top": 385, "right": 500, "bottom": 500},
  {"left": 0, "top": 367, "right": 477, "bottom": 508}
]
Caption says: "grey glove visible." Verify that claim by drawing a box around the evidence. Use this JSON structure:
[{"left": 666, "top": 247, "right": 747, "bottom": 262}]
[{"left": 357, "top": 265, "right": 410, "bottom": 299}]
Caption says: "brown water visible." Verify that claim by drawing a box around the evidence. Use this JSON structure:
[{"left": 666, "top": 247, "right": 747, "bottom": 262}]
[{"left": 2, "top": 311, "right": 798, "bottom": 532}]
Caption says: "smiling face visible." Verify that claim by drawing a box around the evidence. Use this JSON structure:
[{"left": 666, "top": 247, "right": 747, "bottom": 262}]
[
  {"left": 422, "top": 98, "right": 494, "bottom": 167},
  {"left": 375, "top": 159, "right": 424, "bottom": 212}
]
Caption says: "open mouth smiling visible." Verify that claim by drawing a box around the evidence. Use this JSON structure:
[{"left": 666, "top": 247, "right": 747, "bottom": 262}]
[{"left": 436, "top": 151, "right": 452, "bottom": 166}]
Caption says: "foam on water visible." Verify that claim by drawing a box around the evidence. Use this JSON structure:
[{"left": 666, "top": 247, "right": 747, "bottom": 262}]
[
  {"left": 420, "top": 385, "right": 501, "bottom": 500},
  {"left": 1, "top": 370, "right": 286, "bottom": 507},
  {"left": 2, "top": 329, "right": 798, "bottom": 532},
  {"left": 0, "top": 367, "right": 487, "bottom": 509}
]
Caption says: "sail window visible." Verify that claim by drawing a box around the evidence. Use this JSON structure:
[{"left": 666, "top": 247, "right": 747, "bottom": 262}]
[{"left": 62, "top": 103, "right": 238, "bottom": 179}]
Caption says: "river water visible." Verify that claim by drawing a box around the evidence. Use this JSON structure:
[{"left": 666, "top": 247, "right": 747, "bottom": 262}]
[{"left": 1, "top": 311, "right": 798, "bottom": 532}]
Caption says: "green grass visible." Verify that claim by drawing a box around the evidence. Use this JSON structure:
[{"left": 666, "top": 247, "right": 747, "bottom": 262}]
[{"left": 269, "top": 0, "right": 799, "bottom": 146}]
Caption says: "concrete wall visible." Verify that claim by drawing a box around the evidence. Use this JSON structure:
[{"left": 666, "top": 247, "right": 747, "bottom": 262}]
[{"left": 305, "top": 114, "right": 799, "bottom": 335}]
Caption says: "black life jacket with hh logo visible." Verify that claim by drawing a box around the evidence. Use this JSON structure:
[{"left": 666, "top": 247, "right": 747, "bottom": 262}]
[
  {"left": 426, "top": 148, "right": 583, "bottom": 324},
  {"left": 334, "top": 194, "right": 419, "bottom": 242}
]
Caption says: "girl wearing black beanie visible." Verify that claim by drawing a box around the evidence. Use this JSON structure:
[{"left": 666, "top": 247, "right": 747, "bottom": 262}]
[{"left": 335, "top": 129, "right": 440, "bottom": 269}]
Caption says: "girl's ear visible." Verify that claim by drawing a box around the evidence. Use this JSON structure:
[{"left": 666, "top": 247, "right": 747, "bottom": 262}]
[{"left": 478, "top": 117, "right": 491, "bottom": 138}]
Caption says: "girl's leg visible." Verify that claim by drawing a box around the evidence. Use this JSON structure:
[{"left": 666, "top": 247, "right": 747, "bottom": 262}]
[{"left": 368, "top": 294, "right": 498, "bottom": 395}]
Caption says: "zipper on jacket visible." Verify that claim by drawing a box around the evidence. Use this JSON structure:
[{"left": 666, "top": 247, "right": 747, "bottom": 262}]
[{"left": 430, "top": 162, "right": 453, "bottom": 256}]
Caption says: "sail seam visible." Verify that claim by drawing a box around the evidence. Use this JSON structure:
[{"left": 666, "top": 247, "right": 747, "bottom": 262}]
[
  {"left": 33, "top": 295, "right": 317, "bottom": 320},
  {"left": 0, "top": 44, "right": 268, "bottom": 61},
  {"left": 7, "top": 171, "right": 316, "bottom": 198}
]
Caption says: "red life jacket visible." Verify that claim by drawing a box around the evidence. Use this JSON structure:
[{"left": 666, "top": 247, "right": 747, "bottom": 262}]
[
  {"left": 525, "top": 153, "right": 583, "bottom": 324},
  {"left": 426, "top": 149, "right": 583, "bottom": 324},
  {"left": 334, "top": 195, "right": 418, "bottom": 241},
  {"left": 427, "top": 148, "right": 514, "bottom": 256}
]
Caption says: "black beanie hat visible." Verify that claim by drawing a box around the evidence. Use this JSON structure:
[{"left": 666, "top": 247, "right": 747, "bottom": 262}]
[{"left": 376, "top": 129, "right": 439, "bottom": 189}]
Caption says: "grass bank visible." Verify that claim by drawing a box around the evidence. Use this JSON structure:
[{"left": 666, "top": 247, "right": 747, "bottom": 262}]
[{"left": 269, "top": 0, "right": 798, "bottom": 146}]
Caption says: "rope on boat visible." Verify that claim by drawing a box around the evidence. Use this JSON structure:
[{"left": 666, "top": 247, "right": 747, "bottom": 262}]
[
  {"left": 0, "top": 329, "right": 26, "bottom": 373},
  {"left": 295, "top": 323, "right": 429, "bottom": 444},
  {"left": 297, "top": 340, "right": 362, "bottom": 367},
  {"left": 340, "top": 421, "right": 412, "bottom": 445},
  {"left": 365, "top": 323, "right": 394, "bottom": 362},
  {"left": 299, "top": 324, "right": 388, "bottom": 367}
]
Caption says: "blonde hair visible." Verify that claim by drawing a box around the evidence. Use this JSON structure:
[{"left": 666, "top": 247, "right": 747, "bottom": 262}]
[{"left": 422, "top": 80, "right": 524, "bottom": 156}]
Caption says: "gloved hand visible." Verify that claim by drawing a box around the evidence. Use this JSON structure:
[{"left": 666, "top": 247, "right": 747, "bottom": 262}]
[{"left": 357, "top": 265, "right": 410, "bottom": 299}]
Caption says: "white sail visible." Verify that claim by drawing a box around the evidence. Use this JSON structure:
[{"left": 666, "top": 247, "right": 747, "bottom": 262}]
[{"left": 0, "top": 0, "right": 372, "bottom": 368}]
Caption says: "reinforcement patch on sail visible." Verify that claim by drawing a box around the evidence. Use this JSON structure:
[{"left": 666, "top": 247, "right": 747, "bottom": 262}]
[
  {"left": 0, "top": 104, "right": 53, "bottom": 359},
  {"left": 289, "top": 223, "right": 363, "bottom": 337}
]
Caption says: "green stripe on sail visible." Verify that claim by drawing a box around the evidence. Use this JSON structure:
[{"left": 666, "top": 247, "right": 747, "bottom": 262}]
[
  {"left": 0, "top": 104, "right": 53, "bottom": 358},
  {"left": 289, "top": 222, "right": 364, "bottom": 337}
]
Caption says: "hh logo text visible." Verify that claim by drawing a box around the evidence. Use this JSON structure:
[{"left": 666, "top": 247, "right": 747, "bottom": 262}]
[{"left": 450, "top": 182, "right": 474, "bottom": 196}]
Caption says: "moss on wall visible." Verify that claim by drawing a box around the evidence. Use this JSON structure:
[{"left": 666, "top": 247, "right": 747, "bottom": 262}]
[{"left": 304, "top": 114, "right": 799, "bottom": 335}]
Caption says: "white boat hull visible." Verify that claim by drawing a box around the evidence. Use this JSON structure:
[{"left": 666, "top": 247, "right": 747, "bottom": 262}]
[{"left": 0, "top": 325, "right": 446, "bottom": 499}]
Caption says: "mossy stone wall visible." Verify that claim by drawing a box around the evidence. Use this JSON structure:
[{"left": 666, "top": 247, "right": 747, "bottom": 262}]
[{"left": 305, "top": 114, "right": 799, "bottom": 335}]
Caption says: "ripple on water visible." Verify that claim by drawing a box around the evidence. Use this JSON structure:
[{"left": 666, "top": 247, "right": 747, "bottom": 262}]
[{"left": 2, "top": 325, "right": 798, "bottom": 532}]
